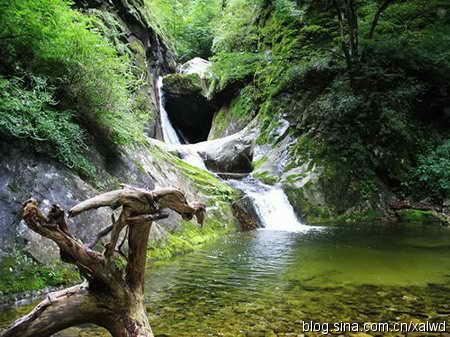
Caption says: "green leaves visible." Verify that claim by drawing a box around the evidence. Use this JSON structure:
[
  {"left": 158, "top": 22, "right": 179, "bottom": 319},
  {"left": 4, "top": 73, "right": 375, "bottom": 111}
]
[
  {"left": 0, "top": 0, "right": 146, "bottom": 149},
  {"left": 145, "top": 0, "right": 221, "bottom": 61},
  {"left": 0, "top": 75, "right": 95, "bottom": 177},
  {"left": 412, "top": 140, "right": 450, "bottom": 201}
]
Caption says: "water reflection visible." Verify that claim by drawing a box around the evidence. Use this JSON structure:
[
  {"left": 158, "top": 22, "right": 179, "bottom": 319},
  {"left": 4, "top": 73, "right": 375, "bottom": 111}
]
[{"left": 1, "top": 224, "right": 450, "bottom": 336}]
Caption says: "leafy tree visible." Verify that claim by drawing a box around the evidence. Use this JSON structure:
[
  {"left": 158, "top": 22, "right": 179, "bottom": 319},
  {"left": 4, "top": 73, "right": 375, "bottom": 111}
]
[{"left": 146, "top": 0, "right": 221, "bottom": 61}]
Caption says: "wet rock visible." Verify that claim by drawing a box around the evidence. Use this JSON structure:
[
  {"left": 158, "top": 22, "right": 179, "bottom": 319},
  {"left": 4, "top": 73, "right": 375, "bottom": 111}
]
[
  {"left": 179, "top": 57, "right": 211, "bottom": 80},
  {"left": 165, "top": 124, "right": 257, "bottom": 174},
  {"left": 232, "top": 196, "right": 261, "bottom": 230},
  {"left": 194, "top": 127, "right": 256, "bottom": 173}
]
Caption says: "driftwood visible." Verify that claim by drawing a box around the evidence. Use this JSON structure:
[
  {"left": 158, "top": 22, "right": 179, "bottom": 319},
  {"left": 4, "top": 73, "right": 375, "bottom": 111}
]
[{"left": 1, "top": 186, "right": 206, "bottom": 337}]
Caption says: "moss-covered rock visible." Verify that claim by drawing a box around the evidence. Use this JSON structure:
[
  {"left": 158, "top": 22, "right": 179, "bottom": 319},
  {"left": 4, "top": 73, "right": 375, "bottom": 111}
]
[
  {"left": 395, "top": 209, "right": 450, "bottom": 226},
  {"left": 163, "top": 73, "right": 203, "bottom": 96},
  {"left": 0, "top": 252, "right": 80, "bottom": 297},
  {"left": 208, "top": 91, "right": 256, "bottom": 140}
]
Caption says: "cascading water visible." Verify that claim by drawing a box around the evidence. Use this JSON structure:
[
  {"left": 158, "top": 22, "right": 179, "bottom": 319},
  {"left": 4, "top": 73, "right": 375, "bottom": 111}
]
[
  {"left": 230, "top": 178, "right": 311, "bottom": 232},
  {"left": 158, "top": 69, "right": 308, "bottom": 232},
  {"left": 157, "top": 76, "right": 181, "bottom": 145},
  {"left": 157, "top": 76, "right": 208, "bottom": 170}
]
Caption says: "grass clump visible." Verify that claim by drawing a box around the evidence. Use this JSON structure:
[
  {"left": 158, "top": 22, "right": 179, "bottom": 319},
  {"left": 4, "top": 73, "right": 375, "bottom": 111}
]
[
  {"left": 0, "top": 252, "right": 81, "bottom": 295},
  {"left": 149, "top": 219, "right": 233, "bottom": 261},
  {"left": 0, "top": 75, "right": 95, "bottom": 177},
  {"left": 0, "top": 0, "right": 148, "bottom": 175}
]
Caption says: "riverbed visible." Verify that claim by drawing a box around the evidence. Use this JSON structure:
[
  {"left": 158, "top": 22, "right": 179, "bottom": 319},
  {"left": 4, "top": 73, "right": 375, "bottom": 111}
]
[{"left": 1, "top": 224, "right": 450, "bottom": 336}]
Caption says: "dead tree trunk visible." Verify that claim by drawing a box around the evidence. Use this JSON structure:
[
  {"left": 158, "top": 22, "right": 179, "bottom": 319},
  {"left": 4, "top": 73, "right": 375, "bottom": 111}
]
[{"left": 1, "top": 186, "right": 206, "bottom": 337}]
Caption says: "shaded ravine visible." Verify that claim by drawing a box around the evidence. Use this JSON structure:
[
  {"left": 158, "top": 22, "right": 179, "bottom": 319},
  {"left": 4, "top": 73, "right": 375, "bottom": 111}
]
[
  {"left": 2, "top": 68, "right": 450, "bottom": 337},
  {"left": 157, "top": 71, "right": 307, "bottom": 232}
]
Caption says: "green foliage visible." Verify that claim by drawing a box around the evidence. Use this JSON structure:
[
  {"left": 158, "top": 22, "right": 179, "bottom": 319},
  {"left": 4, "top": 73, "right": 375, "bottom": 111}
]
[
  {"left": 211, "top": 52, "right": 265, "bottom": 91},
  {"left": 148, "top": 219, "right": 232, "bottom": 261},
  {"left": 212, "top": 0, "right": 264, "bottom": 53},
  {"left": 411, "top": 140, "right": 450, "bottom": 201},
  {"left": 0, "top": 252, "right": 80, "bottom": 294},
  {"left": 0, "top": 75, "right": 95, "bottom": 177},
  {"left": 0, "top": 0, "right": 146, "bottom": 149},
  {"left": 146, "top": 0, "right": 221, "bottom": 62},
  {"left": 302, "top": 74, "right": 428, "bottom": 177}
]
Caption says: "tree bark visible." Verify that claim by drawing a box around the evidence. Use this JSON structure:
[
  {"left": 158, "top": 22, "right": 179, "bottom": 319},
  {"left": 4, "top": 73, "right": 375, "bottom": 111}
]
[
  {"left": 1, "top": 186, "right": 206, "bottom": 337},
  {"left": 368, "top": 0, "right": 396, "bottom": 39}
]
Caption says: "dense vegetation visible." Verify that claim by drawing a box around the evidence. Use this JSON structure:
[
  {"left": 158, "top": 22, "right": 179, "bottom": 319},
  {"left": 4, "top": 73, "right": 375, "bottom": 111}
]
[
  {"left": 0, "top": 0, "right": 149, "bottom": 177},
  {"left": 146, "top": 0, "right": 222, "bottom": 62},
  {"left": 2, "top": 0, "right": 448, "bottom": 201},
  {"left": 202, "top": 0, "right": 450, "bottom": 203}
]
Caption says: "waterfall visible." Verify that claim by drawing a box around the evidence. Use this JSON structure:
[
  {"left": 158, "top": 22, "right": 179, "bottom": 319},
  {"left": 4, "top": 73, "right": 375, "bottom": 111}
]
[
  {"left": 157, "top": 69, "right": 309, "bottom": 232},
  {"left": 157, "top": 76, "right": 181, "bottom": 145},
  {"left": 230, "top": 178, "right": 311, "bottom": 232}
]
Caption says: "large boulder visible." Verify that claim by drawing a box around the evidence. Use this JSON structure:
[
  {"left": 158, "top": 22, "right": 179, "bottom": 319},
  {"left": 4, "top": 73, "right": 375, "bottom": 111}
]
[
  {"left": 232, "top": 195, "right": 261, "bottom": 230},
  {"left": 162, "top": 73, "right": 214, "bottom": 143},
  {"left": 0, "top": 139, "right": 240, "bottom": 264},
  {"left": 0, "top": 142, "right": 112, "bottom": 263},
  {"left": 179, "top": 57, "right": 211, "bottom": 80},
  {"left": 164, "top": 123, "right": 259, "bottom": 174}
]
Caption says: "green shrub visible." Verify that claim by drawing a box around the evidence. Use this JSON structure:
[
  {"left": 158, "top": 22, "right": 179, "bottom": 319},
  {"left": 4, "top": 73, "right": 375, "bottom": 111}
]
[
  {"left": 412, "top": 140, "right": 450, "bottom": 201},
  {"left": 0, "top": 252, "right": 80, "bottom": 294},
  {"left": 211, "top": 52, "right": 265, "bottom": 90},
  {"left": 145, "top": 0, "right": 221, "bottom": 62},
  {"left": 212, "top": 0, "right": 263, "bottom": 53},
  {"left": 0, "top": 0, "right": 145, "bottom": 147},
  {"left": 0, "top": 75, "right": 95, "bottom": 177}
]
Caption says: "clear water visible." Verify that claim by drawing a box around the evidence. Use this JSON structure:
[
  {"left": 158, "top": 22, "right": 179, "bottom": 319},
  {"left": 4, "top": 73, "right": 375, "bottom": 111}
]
[{"left": 2, "top": 225, "right": 450, "bottom": 336}]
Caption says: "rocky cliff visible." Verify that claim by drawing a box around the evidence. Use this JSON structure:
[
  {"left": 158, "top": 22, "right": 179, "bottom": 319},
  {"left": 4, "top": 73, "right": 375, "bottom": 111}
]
[{"left": 0, "top": 0, "right": 240, "bottom": 294}]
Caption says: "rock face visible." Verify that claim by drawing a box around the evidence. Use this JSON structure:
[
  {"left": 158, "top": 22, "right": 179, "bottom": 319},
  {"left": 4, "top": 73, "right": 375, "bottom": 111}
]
[
  {"left": 0, "top": 138, "right": 239, "bottom": 263},
  {"left": 250, "top": 119, "right": 392, "bottom": 225},
  {"left": 74, "top": 0, "right": 176, "bottom": 140},
  {"left": 0, "top": 142, "right": 112, "bottom": 262},
  {"left": 232, "top": 196, "right": 261, "bottom": 230},
  {"left": 165, "top": 123, "right": 258, "bottom": 174},
  {"left": 208, "top": 101, "right": 254, "bottom": 140},
  {"left": 162, "top": 73, "right": 214, "bottom": 143}
]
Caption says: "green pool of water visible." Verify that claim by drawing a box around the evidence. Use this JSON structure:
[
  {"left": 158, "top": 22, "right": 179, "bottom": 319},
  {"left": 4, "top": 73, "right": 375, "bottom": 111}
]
[{"left": 2, "top": 224, "right": 450, "bottom": 336}]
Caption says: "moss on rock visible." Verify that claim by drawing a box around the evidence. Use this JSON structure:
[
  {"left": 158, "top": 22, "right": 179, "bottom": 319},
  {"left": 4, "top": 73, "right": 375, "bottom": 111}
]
[
  {"left": 162, "top": 73, "right": 203, "bottom": 96},
  {"left": 148, "top": 217, "right": 235, "bottom": 261},
  {"left": 395, "top": 209, "right": 449, "bottom": 226},
  {"left": 0, "top": 252, "right": 80, "bottom": 295}
]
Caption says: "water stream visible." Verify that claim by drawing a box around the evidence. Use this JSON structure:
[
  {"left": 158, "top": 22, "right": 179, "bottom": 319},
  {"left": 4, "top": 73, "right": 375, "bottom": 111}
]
[
  {"left": 2, "top": 73, "right": 449, "bottom": 336},
  {"left": 158, "top": 73, "right": 306, "bottom": 233},
  {"left": 229, "top": 178, "right": 311, "bottom": 232},
  {"left": 157, "top": 76, "right": 182, "bottom": 145},
  {"left": 2, "top": 225, "right": 450, "bottom": 336}
]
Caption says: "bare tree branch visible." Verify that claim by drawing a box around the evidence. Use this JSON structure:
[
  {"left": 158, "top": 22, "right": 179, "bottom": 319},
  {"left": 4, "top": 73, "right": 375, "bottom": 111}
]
[{"left": 2, "top": 185, "right": 206, "bottom": 337}]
